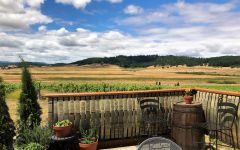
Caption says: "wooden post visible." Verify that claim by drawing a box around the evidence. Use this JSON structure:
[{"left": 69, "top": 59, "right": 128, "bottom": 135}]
[{"left": 48, "top": 97, "right": 53, "bottom": 126}]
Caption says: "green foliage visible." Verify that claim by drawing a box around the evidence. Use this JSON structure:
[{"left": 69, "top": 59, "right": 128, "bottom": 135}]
[
  {"left": 184, "top": 88, "right": 197, "bottom": 96},
  {"left": 16, "top": 143, "right": 44, "bottom": 150},
  {"left": 55, "top": 119, "right": 72, "bottom": 127},
  {"left": 3, "top": 82, "right": 19, "bottom": 94},
  {"left": 0, "top": 78, "right": 15, "bottom": 150},
  {"left": 40, "top": 82, "right": 161, "bottom": 93},
  {"left": 18, "top": 60, "right": 42, "bottom": 130},
  {"left": 207, "top": 79, "right": 237, "bottom": 84},
  {"left": 16, "top": 125, "right": 52, "bottom": 148},
  {"left": 80, "top": 128, "right": 97, "bottom": 144}
]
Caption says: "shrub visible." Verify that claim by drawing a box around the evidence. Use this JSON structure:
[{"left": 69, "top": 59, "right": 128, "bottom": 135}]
[
  {"left": 16, "top": 125, "right": 52, "bottom": 149},
  {"left": 17, "top": 59, "right": 42, "bottom": 130},
  {"left": 16, "top": 143, "right": 44, "bottom": 150},
  {"left": 0, "top": 78, "right": 15, "bottom": 150}
]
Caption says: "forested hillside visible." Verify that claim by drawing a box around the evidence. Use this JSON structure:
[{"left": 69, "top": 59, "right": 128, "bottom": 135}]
[
  {"left": 71, "top": 55, "right": 240, "bottom": 68},
  {"left": 2, "top": 55, "right": 239, "bottom": 68}
]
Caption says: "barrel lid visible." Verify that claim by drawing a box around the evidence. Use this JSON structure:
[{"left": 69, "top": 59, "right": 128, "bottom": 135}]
[{"left": 174, "top": 102, "right": 202, "bottom": 107}]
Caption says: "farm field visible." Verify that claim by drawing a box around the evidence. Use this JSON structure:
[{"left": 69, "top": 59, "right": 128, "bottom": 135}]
[
  {"left": 1, "top": 64, "right": 240, "bottom": 85},
  {"left": 1, "top": 64, "right": 240, "bottom": 124}
]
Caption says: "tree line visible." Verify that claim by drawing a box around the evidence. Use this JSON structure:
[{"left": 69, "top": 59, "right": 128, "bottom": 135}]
[{"left": 71, "top": 55, "right": 240, "bottom": 68}]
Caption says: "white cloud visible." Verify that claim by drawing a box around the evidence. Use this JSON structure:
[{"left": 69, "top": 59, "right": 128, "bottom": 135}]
[
  {"left": 55, "top": 0, "right": 91, "bottom": 9},
  {"left": 0, "top": 0, "right": 52, "bottom": 31},
  {"left": 118, "top": 0, "right": 240, "bottom": 26},
  {"left": 124, "top": 5, "right": 143, "bottom": 15},
  {"left": 1, "top": 1, "right": 240, "bottom": 63},
  {"left": 24, "top": 0, "right": 44, "bottom": 8},
  {"left": 95, "top": 0, "right": 122, "bottom": 4},
  {"left": 106, "top": 0, "right": 122, "bottom": 3},
  {"left": 1, "top": 22, "right": 240, "bottom": 63},
  {"left": 38, "top": 25, "right": 47, "bottom": 32}
]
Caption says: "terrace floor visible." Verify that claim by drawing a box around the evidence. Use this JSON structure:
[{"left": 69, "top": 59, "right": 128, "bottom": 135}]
[
  {"left": 100, "top": 136, "right": 234, "bottom": 150},
  {"left": 101, "top": 146, "right": 137, "bottom": 150},
  {"left": 101, "top": 145, "right": 233, "bottom": 150}
]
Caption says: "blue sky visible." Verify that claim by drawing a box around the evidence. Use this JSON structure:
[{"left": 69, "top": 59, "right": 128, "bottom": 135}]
[{"left": 0, "top": 0, "right": 240, "bottom": 63}]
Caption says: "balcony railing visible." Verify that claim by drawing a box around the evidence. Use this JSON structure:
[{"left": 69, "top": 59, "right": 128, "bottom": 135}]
[{"left": 44, "top": 88, "right": 240, "bottom": 149}]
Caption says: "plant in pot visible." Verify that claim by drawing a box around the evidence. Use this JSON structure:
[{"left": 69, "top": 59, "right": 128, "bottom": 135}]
[
  {"left": 53, "top": 119, "right": 72, "bottom": 138},
  {"left": 184, "top": 88, "right": 195, "bottom": 104},
  {"left": 79, "top": 127, "right": 98, "bottom": 150}
]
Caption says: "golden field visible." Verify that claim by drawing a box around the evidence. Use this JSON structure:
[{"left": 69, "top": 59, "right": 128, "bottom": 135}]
[{"left": 1, "top": 64, "right": 240, "bottom": 85}]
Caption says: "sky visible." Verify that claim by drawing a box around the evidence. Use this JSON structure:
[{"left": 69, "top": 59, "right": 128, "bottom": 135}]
[{"left": 0, "top": 0, "right": 240, "bottom": 63}]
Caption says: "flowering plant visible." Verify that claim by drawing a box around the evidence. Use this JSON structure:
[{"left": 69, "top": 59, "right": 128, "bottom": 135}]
[{"left": 185, "top": 88, "right": 194, "bottom": 96}]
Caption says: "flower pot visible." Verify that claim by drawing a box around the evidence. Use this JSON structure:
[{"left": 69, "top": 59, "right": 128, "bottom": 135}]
[
  {"left": 53, "top": 124, "right": 72, "bottom": 138},
  {"left": 184, "top": 96, "right": 193, "bottom": 104},
  {"left": 79, "top": 138, "right": 98, "bottom": 150}
]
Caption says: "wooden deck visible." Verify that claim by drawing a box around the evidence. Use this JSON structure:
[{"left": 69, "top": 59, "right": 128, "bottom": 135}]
[
  {"left": 45, "top": 88, "right": 240, "bottom": 149},
  {"left": 101, "top": 146, "right": 137, "bottom": 150}
]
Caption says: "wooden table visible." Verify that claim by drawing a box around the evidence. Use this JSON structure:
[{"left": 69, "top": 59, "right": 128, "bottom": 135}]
[{"left": 172, "top": 102, "right": 205, "bottom": 150}]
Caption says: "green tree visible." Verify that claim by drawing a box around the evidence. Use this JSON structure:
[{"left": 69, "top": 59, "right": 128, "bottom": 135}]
[
  {"left": 17, "top": 60, "right": 42, "bottom": 129},
  {"left": 0, "top": 78, "right": 15, "bottom": 150}
]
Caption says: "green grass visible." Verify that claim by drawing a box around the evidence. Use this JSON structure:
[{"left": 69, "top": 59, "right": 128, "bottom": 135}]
[
  {"left": 207, "top": 79, "right": 237, "bottom": 84},
  {"left": 6, "top": 89, "right": 21, "bottom": 100},
  {"left": 175, "top": 72, "right": 240, "bottom": 77},
  {"left": 4, "top": 81, "right": 240, "bottom": 95}
]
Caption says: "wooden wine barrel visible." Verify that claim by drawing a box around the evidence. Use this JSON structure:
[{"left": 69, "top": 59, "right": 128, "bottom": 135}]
[{"left": 172, "top": 102, "right": 205, "bottom": 150}]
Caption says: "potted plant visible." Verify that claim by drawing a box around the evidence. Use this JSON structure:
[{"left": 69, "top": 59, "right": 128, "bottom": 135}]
[
  {"left": 79, "top": 128, "right": 98, "bottom": 150},
  {"left": 184, "top": 88, "right": 195, "bottom": 104},
  {"left": 53, "top": 119, "right": 72, "bottom": 138}
]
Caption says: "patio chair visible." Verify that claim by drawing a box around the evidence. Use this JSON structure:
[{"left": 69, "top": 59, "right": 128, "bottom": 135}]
[
  {"left": 137, "top": 137, "right": 182, "bottom": 150},
  {"left": 191, "top": 95, "right": 240, "bottom": 150},
  {"left": 137, "top": 98, "right": 169, "bottom": 143}
]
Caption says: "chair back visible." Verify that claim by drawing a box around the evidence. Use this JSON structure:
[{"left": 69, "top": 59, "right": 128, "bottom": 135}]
[
  {"left": 217, "top": 96, "right": 240, "bottom": 129},
  {"left": 137, "top": 137, "right": 182, "bottom": 150},
  {"left": 138, "top": 98, "right": 162, "bottom": 122}
]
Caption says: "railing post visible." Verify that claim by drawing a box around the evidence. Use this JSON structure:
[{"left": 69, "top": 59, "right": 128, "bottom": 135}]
[{"left": 48, "top": 97, "right": 54, "bottom": 127}]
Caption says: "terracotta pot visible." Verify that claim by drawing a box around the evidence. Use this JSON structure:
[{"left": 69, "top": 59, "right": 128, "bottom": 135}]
[
  {"left": 53, "top": 124, "right": 72, "bottom": 138},
  {"left": 184, "top": 96, "right": 193, "bottom": 104},
  {"left": 79, "top": 138, "right": 98, "bottom": 150}
]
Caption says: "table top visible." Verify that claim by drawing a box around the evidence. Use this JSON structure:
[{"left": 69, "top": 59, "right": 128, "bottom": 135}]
[
  {"left": 51, "top": 134, "right": 77, "bottom": 141},
  {"left": 174, "top": 101, "right": 202, "bottom": 107}
]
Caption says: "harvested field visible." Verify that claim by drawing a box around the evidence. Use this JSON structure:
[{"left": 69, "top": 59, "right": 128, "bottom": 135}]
[{"left": 1, "top": 64, "right": 240, "bottom": 85}]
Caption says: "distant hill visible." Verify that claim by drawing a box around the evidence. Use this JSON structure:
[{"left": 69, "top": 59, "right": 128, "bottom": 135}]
[
  {"left": 0, "top": 61, "right": 49, "bottom": 67},
  {"left": 71, "top": 55, "right": 240, "bottom": 68},
  {"left": 1, "top": 55, "right": 240, "bottom": 68}
]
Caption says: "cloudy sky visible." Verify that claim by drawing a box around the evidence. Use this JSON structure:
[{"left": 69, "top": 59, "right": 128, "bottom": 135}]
[{"left": 0, "top": 0, "right": 240, "bottom": 63}]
